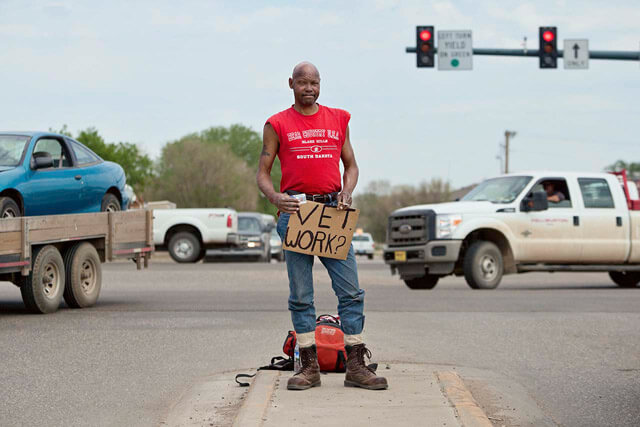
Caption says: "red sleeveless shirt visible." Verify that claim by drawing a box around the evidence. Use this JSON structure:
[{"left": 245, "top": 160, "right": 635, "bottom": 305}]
[{"left": 266, "top": 104, "right": 350, "bottom": 194}]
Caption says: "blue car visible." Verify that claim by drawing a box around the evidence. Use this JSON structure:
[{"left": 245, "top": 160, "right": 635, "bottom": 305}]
[{"left": 0, "top": 132, "right": 129, "bottom": 218}]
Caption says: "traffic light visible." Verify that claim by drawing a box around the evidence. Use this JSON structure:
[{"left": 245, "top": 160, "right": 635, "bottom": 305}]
[
  {"left": 539, "top": 27, "right": 557, "bottom": 68},
  {"left": 416, "top": 26, "right": 434, "bottom": 68}
]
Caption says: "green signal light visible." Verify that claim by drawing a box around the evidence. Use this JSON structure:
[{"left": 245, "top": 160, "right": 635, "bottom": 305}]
[{"left": 451, "top": 59, "right": 460, "bottom": 67}]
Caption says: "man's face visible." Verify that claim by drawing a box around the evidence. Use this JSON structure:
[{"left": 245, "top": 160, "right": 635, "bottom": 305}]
[
  {"left": 289, "top": 68, "right": 320, "bottom": 107},
  {"left": 544, "top": 183, "right": 555, "bottom": 195}
]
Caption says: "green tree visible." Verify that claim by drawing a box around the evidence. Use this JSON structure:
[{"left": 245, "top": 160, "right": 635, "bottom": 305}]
[
  {"left": 76, "top": 128, "right": 153, "bottom": 191},
  {"left": 354, "top": 178, "right": 452, "bottom": 243},
  {"left": 171, "top": 124, "right": 281, "bottom": 214},
  {"left": 146, "top": 139, "right": 257, "bottom": 210},
  {"left": 605, "top": 160, "right": 640, "bottom": 179}
]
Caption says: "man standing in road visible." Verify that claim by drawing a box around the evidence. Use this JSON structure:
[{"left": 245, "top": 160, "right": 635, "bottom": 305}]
[{"left": 256, "top": 62, "right": 388, "bottom": 391}]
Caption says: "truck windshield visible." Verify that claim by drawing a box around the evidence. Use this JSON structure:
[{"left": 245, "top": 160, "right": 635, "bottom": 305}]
[
  {"left": 0, "top": 135, "right": 29, "bottom": 167},
  {"left": 238, "top": 217, "right": 262, "bottom": 233},
  {"left": 461, "top": 176, "right": 532, "bottom": 204}
]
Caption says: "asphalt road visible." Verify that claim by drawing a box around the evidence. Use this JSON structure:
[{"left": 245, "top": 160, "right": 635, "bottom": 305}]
[{"left": 1, "top": 257, "right": 639, "bottom": 426}]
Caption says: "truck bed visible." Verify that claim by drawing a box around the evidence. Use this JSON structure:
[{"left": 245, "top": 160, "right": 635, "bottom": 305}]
[{"left": 0, "top": 210, "right": 153, "bottom": 275}]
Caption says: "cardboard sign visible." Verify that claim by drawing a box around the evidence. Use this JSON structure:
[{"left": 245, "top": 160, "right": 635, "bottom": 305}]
[{"left": 283, "top": 201, "right": 359, "bottom": 260}]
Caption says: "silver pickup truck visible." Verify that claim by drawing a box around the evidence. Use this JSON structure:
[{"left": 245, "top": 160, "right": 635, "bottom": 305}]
[{"left": 384, "top": 170, "right": 640, "bottom": 289}]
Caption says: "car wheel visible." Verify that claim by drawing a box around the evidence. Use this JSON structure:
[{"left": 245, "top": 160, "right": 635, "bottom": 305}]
[
  {"left": 168, "top": 232, "right": 201, "bottom": 263},
  {"left": 463, "top": 241, "right": 503, "bottom": 289},
  {"left": 609, "top": 271, "right": 640, "bottom": 288},
  {"left": 20, "top": 245, "right": 65, "bottom": 314},
  {"left": 277, "top": 251, "right": 286, "bottom": 262},
  {"left": 63, "top": 242, "right": 102, "bottom": 308},
  {"left": 0, "top": 197, "right": 21, "bottom": 218},
  {"left": 404, "top": 274, "right": 439, "bottom": 290},
  {"left": 367, "top": 254, "right": 374, "bottom": 260},
  {"left": 101, "top": 193, "right": 121, "bottom": 212}
]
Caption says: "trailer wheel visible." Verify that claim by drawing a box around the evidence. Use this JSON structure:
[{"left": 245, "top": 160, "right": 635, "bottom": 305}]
[
  {"left": 404, "top": 274, "right": 439, "bottom": 290},
  {"left": 63, "top": 243, "right": 102, "bottom": 308},
  {"left": 609, "top": 271, "right": 640, "bottom": 288},
  {"left": 168, "top": 231, "right": 201, "bottom": 263},
  {"left": 20, "top": 245, "right": 65, "bottom": 314},
  {"left": 463, "top": 241, "right": 503, "bottom": 289}
]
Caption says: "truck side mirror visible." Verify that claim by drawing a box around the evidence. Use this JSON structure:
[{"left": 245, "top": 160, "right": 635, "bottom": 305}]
[{"left": 521, "top": 191, "right": 549, "bottom": 212}]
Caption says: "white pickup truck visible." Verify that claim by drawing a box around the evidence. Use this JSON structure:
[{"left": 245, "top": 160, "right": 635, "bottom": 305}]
[
  {"left": 153, "top": 206, "right": 239, "bottom": 263},
  {"left": 384, "top": 170, "right": 640, "bottom": 289}
]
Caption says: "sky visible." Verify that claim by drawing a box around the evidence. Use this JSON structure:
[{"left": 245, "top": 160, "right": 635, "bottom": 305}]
[{"left": 1, "top": 0, "right": 638, "bottom": 191}]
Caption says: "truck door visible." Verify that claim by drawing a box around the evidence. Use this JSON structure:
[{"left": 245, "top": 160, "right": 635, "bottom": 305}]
[
  {"left": 512, "top": 178, "right": 583, "bottom": 263},
  {"left": 577, "top": 177, "right": 630, "bottom": 263}
]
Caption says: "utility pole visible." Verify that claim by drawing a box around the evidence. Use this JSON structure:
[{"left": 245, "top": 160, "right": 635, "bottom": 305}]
[{"left": 504, "top": 130, "right": 516, "bottom": 174}]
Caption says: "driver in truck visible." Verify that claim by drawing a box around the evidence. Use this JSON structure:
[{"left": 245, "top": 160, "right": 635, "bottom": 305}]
[{"left": 544, "top": 182, "right": 565, "bottom": 203}]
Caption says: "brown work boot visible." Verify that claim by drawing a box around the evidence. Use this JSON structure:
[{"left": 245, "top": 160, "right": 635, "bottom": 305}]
[
  {"left": 345, "top": 344, "right": 388, "bottom": 390},
  {"left": 287, "top": 345, "right": 321, "bottom": 390}
]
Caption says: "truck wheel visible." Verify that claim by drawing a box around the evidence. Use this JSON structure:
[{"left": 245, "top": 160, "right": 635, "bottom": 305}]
[
  {"left": 195, "top": 248, "right": 207, "bottom": 263},
  {"left": 20, "top": 245, "right": 65, "bottom": 314},
  {"left": 101, "top": 193, "right": 121, "bottom": 212},
  {"left": 168, "top": 231, "right": 201, "bottom": 263},
  {"left": 463, "top": 241, "right": 503, "bottom": 289},
  {"left": 609, "top": 272, "right": 640, "bottom": 288},
  {"left": 63, "top": 243, "right": 102, "bottom": 308},
  {"left": 0, "top": 197, "right": 21, "bottom": 218},
  {"left": 404, "top": 274, "right": 439, "bottom": 290}
]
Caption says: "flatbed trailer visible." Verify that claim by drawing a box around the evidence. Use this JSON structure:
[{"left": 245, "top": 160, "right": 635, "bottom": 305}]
[{"left": 0, "top": 210, "right": 153, "bottom": 313}]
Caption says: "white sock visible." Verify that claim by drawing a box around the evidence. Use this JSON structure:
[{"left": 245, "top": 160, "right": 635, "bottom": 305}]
[
  {"left": 297, "top": 331, "right": 316, "bottom": 348},
  {"left": 344, "top": 334, "right": 364, "bottom": 346}
]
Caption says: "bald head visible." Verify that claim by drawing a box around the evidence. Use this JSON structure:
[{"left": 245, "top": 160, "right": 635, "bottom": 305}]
[
  {"left": 292, "top": 61, "right": 320, "bottom": 80},
  {"left": 289, "top": 62, "right": 321, "bottom": 110}
]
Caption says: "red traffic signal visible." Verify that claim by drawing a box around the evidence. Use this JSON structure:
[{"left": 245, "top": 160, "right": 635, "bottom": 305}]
[
  {"left": 419, "top": 30, "right": 432, "bottom": 41},
  {"left": 539, "top": 26, "right": 557, "bottom": 69},
  {"left": 416, "top": 26, "right": 435, "bottom": 68}
]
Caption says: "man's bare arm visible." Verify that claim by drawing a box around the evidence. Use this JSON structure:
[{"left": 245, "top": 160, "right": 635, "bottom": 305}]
[
  {"left": 338, "top": 125, "right": 359, "bottom": 210},
  {"left": 257, "top": 123, "right": 300, "bottom": 213}
]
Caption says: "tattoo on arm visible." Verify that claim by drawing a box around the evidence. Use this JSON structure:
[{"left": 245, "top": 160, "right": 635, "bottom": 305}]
[{"left": 261, "top": 146, "right": 271, "bottom": 157}]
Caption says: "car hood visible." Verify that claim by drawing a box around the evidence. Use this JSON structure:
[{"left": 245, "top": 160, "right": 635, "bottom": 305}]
[
  {"left": 393, "top": 201, "right": 504, "bottom": 215},
  {"left": 238, "top": 230, "right": 263, "bottom": 237}
]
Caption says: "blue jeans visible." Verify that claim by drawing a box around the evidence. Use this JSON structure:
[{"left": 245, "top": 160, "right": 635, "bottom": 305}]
[{"left": 276, "top": 210, "right": 365, "bottom": 335}]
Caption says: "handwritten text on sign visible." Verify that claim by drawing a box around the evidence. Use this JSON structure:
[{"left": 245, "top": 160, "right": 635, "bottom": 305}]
[{"left": 283, "top": 201, "right": 360, "bottom": 260}]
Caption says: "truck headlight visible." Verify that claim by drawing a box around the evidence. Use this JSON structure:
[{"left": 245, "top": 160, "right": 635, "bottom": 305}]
[
  {"left": 247, "top": 238, "right": 262, "bottom": 248},
  {"left": 436, "top": 214, "right": 462, "bottom": 239}
]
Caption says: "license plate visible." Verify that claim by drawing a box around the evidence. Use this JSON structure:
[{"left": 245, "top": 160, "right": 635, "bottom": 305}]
[{"left": 394, "top": 251, "right": 407, "bottom": 262}]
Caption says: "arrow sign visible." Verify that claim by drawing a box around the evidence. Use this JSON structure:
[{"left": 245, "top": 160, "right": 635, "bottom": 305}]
[{"left": 564, "top": 39, "right": 589, "bottom": 70}]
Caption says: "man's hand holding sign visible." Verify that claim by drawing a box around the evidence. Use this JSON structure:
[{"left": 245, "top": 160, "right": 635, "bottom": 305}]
[{"left": 283, "top": 201, "right": 359, "bottom": 260}]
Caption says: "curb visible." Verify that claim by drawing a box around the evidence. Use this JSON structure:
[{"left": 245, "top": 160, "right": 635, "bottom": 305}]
[
  {"left": 436, "top": 371, "right": 493, "bottom": 427},
  {"left": 232, "top": 371, "right": 280, "bottom": 427}
]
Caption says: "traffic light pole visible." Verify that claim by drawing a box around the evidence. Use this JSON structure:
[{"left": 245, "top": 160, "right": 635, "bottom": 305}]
[{"left": 405, "top": 47, "right": 640, "bottom": 61}]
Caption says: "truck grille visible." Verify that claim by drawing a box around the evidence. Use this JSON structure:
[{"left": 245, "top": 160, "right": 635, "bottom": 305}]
[{"left": 387, "top": 211, "right": 433, "bottom": 247}]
